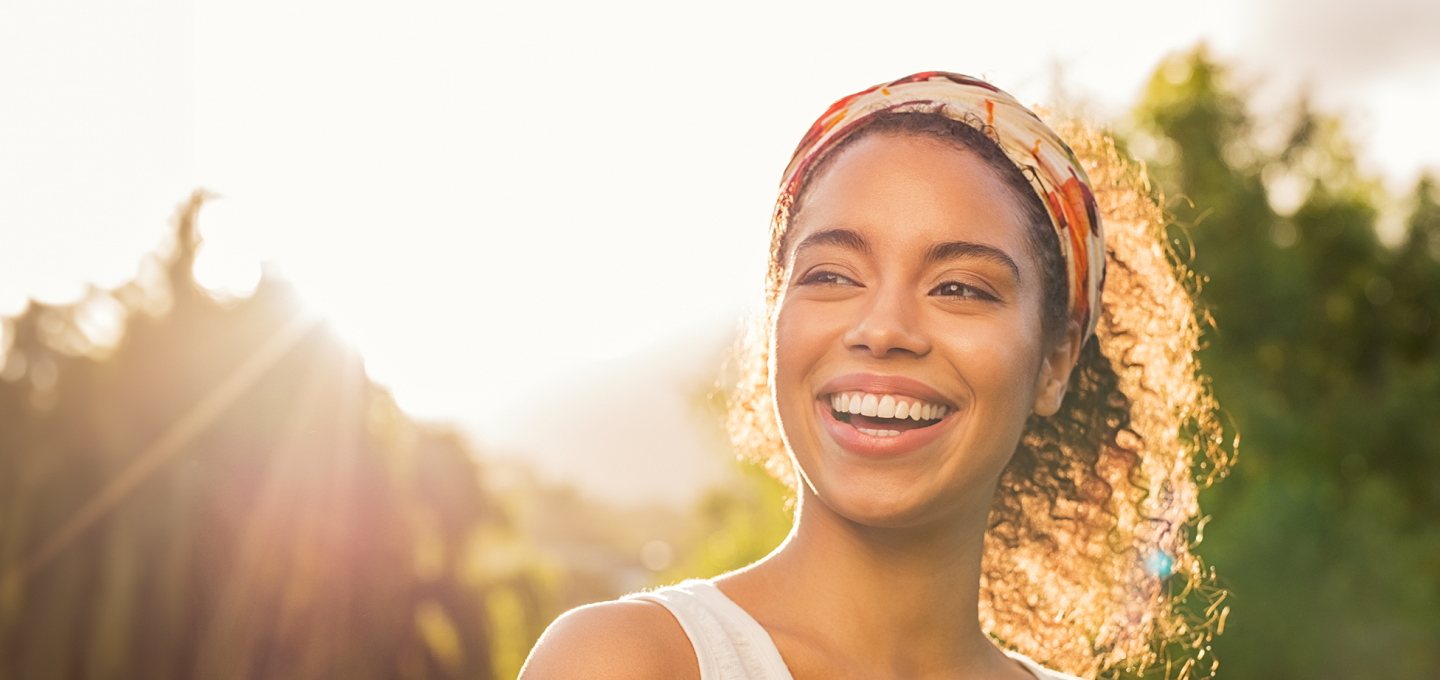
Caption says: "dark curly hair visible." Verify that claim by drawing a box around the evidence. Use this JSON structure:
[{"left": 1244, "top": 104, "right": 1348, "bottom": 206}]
[{"left": 727, "top": 110, "right": 1233, "bottom": 678}]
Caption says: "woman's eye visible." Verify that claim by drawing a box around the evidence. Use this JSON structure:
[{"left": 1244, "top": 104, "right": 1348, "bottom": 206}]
[
  {"left": 930, "top": 281, "right": 995, "bottom": 300},
  {"left": 802, "top": 271, "right": 858, "bottom": 286}
]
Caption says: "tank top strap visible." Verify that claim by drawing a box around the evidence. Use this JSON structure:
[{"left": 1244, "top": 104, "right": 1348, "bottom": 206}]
[{"left": 624, "top": 579, "right": 794, "bottom": 680}]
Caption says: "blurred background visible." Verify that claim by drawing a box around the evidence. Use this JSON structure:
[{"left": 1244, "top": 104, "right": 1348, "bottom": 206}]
[{"left": 1, "top": 0, "right": 1437, "bottom": 678}]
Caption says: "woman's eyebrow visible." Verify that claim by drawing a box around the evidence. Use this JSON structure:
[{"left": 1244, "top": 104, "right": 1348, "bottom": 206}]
[
  {"left": 924, "top": 241, "right": 1020, "bottom": 281},
  {"left": 794, "top": 228, "right": 870, "bottom": 257}
]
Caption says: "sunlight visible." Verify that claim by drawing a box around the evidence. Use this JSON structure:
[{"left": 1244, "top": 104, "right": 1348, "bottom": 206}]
[
  {"left": 191, "top": 201, "right": 263, "bottom": 300},
  {"left": 1, "top": 0, "right": 1435, "bottom": 455}
]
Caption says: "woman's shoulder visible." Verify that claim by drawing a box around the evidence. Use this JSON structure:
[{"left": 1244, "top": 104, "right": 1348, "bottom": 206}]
[{"left": 518, "top": 598, "right": 699, "bottom": 680}]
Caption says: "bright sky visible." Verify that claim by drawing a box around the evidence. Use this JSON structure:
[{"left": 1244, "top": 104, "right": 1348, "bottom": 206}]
[{"left": 3, "top": 0, "right": 1438, "bottom": 454}]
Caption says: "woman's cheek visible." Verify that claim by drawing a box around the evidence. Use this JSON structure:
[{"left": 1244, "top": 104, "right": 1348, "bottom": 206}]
[
  {"left": 941, "top": 316, "right": 1042, "bottom": 419},
  {"left": 771, "top": 301, "right": 836, "bottom": 444},
  {"left": 771, "top": 306, "right": 811, "bottom": 408},
  {"left": 983, "top": 330, "right": 1045, "bottom": 441}
]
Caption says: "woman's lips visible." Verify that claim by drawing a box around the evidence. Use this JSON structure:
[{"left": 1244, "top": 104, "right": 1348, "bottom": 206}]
[
  {"left": 817, "top": 397, "right": 951, "bottom": 458},
  {"left": 812, "top": 373, "right": 958, "bottom": 457}
]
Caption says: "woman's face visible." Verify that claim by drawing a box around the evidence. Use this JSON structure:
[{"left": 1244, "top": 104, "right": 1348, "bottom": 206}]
[{"left": 773, "top": 132, "right": 1076, "bottom": 529}]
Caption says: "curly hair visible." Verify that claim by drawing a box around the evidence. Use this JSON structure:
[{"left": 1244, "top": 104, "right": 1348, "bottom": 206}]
[{"left": 726, "top": 111, "right": 1233, "bottom": 679}]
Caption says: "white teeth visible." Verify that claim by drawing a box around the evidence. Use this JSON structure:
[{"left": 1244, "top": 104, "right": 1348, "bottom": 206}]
[
  {"left": 877, "top": 395, "right": 896, "bottom": 418},
  {"left": 860, "top": 394, "right": 879, "bottom": 417},
  {"left": 829, "top": 391, "right": 949, "bottom": 421},
  {"left": 858, "top": 428, "right": 902, "bottom": 437}
]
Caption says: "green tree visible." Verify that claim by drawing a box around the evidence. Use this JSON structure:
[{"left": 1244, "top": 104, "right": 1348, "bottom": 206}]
[{"left": 1133, "top": 47, "right": 1440, "bottom": 679}]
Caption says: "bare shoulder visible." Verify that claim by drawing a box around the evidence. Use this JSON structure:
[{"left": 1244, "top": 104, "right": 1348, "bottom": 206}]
[{"left": 518, "top": 599, "right": 699, "bottom": 680}]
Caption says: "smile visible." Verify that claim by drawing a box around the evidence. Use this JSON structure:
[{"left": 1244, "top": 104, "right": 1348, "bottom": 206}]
[
  {"left": 813, "top": 374, "right": 957, "bottom": 457},
  {"left": 813, "top": 388, "right": 956, "bottom": 460},
  {"left": 827, "top": 392, "right": 949, "bottom": 437}
]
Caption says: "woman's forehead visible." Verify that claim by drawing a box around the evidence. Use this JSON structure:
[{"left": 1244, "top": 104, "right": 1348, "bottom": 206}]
[{"left": 787, "top": 134, "right": 1032, "bottom": 263}]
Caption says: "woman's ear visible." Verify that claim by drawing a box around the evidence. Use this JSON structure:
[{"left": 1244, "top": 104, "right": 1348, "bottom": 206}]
[{"left": 1033, "top": 321, "right": 1084, "bottom": 417}]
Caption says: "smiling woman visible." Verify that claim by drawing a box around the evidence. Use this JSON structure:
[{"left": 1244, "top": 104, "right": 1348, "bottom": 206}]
[{"left": 519, "top": 73, "right": 1231, "bottom": 680}]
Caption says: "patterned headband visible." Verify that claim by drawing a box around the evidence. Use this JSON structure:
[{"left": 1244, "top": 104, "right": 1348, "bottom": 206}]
[{"left": 779, "top": 71, "right": 1106, "bottom": 341}]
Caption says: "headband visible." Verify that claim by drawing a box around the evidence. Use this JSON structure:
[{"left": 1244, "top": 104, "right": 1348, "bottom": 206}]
[{"left": 779, "top": 71, "right": 1105, "bottom": 341}]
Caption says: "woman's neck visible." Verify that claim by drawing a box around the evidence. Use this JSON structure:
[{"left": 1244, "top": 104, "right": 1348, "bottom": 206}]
[{"left": 716, "top": 486, "right": 1026, "bottom": 679}]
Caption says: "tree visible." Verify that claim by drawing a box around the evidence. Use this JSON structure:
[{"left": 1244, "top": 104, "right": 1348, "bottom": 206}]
[
  {"left": 0, "top": 193, "right": 535, "bottom": 680},
  {"left": 1132, "top": 47, "right": 1440, "bottom": 679}
]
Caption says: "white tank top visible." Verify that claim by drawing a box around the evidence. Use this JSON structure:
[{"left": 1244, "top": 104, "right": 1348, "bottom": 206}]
[{"left": 625, "top": 579, "right": 1081, "bottom": 680}]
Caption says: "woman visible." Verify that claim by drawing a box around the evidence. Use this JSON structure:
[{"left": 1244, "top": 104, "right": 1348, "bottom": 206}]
[{"left": 521, "top": 72, "right": 1229, "bottom": 680}]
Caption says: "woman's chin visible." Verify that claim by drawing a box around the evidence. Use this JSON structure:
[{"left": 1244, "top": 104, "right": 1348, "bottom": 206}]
[
  {"left": 803, "top": 466, "right": 964, "bottom": 530},
  {"left": 793, "top": 404, "right": 1005, "bottom": 531}
]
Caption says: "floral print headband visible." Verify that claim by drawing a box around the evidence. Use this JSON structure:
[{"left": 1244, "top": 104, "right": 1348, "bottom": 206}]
[{"left": 779, "top": 71, "right": 1106, "bottom": 341}]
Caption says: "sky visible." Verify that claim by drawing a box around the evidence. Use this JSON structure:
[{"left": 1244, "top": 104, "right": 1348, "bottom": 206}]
[{"left": 2, "top": 0, "right": 1437, "bottom": 500}]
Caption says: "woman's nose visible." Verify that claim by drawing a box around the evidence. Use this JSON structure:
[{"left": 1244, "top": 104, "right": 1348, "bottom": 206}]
[{"left": 842, "top": 287, "right": 932, "bottom": 358}]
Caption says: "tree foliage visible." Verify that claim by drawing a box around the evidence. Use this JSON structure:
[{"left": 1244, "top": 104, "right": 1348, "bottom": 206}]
[
  {"left": 1132, "top": 47, "right": 1440, "bottom": 679},
  {"left": 0, "top": 194, "right": 538, "bottom": 680}
]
